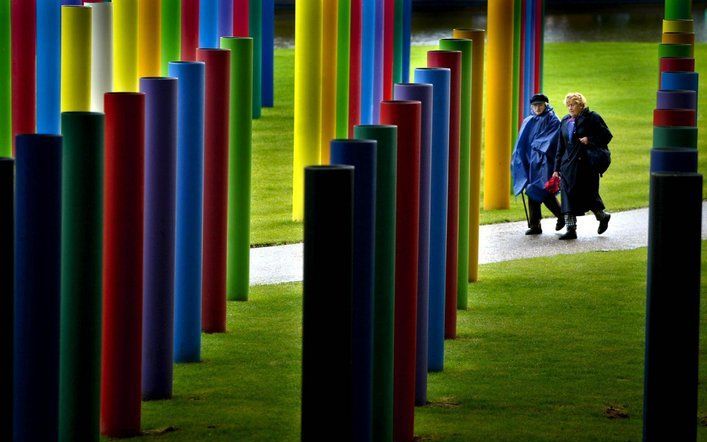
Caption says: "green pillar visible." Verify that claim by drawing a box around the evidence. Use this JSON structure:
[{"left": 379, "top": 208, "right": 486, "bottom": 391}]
[
  {"left": 221, "top": 37, "right": 253, "bottom": 301},
  {"left": 161, "top": 0, "right": 181, "bottom": 76},
  {"left": 0, "top": 0, "right": 10, "bottom": 157},
  {"left": 58, "top": 112, "right": 104, "bottom": 442},
  {"left": 249, "top": 0, "right": 262, "bottom": 118},
  {"left": 336, "top": 0, "right": 351, "bottom": 138}
]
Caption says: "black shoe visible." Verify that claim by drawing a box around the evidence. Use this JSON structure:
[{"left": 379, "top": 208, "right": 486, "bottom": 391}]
[
  {"left": 555, "top": 217, "right": 565, "bottom": 231},
  {"left": 559, "top": 229, "right": 577, "bottom": 240},
  {"left": 525, "top": 226, "right": 542, "bottom": 235},
  {"left": 598, "top": 213, "right": 611, "bottom": 234}
]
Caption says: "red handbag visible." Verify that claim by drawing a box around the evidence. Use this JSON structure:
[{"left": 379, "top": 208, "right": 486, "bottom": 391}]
[{"left": 545, "top": 175, "right": 560, "bottom": 194}]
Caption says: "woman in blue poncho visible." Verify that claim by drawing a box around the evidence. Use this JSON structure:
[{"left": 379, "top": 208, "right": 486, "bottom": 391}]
[{"left": 511, "top": 94, "right": 564, "bottom": 235}]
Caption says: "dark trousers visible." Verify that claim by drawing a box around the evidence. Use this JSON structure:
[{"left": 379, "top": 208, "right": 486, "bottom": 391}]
[{"left": 528, "top": 194, "right": 562, "bottom": 228}]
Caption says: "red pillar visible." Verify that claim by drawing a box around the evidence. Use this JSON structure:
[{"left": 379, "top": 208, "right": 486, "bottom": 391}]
[
  {"left": 380, "top": 99, "right": 421, "bottom": 442},
  {"left": 101, "top": 92, "right": 146, "bottom": 438}
]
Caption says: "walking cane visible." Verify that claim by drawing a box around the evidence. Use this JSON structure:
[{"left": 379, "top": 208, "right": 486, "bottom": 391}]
[{"left": 521, "top": 192, "right": 530, "bottom": 228}]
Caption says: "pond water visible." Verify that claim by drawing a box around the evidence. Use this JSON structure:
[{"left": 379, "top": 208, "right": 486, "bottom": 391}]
[{"left": 274, "top": 4, "right": 707, "bottom": 48}]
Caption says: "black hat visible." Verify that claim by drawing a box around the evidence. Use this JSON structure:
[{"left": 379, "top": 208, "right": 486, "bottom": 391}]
[{"left": 530, "top": 94, "right": 549, "bottom": 105}]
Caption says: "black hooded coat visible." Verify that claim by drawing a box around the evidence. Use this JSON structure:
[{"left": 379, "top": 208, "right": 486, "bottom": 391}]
[{"left": 554, "top": 108, "right": 612, "bottom": 215}]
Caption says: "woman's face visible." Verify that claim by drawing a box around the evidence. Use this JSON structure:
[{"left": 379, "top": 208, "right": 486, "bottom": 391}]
[
  {"left": 531, "top": 103, "right": 546, "bottom": 115},
  {"left": 567, "top": 101, "right": 583, "bottom": 117}
]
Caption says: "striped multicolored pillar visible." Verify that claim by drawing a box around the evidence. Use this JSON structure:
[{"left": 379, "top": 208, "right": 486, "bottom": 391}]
[{"left": 644, "top": 2, "right": 701, "bottom": 440}]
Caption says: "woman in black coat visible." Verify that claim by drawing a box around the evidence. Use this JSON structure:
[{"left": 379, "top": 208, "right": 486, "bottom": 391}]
[{"left": 552, "top": 92, "right": 612, "bottom": 240}]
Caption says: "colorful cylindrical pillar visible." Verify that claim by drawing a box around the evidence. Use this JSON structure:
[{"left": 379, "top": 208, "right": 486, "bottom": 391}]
[
  {"left": 249, "top": 0, "right": 262, "bottom": 118},
  {"left": 484, "top": 0, "right": 514, "bottom": 210},
  {"left": 198, "top": 48, "right": 231, "bottom": 332},
  {"left": 218, "top": 0, "right": 233, "bottom": 37},
  {"left": 233, "top": 0, "right": 249, "bottom": 36},
  {"left": 89, "top": 2, "right": 113, "bottom": 112},
  {"left": 37, "top": 0, "right": 61, "bottom": 134},
  {"left": 393, "top": 0, "right": 403, "bottom": 83},
  {"left": 511, "top": 0, "right": 522, "bottom": 139},
  {"left": 401, "top": 0, "right": 411, "bottom": 82},
  {"left": 113, "top": 0, "right": 139, "bottom": 92},
  {"left": 61, "top": 6, "right": 92, "bottom": 113},
  {"left": 221, "top": 37, "right": 253, "bottom": 301},
  {"left": 0, "top": 158, "right": 12, "bottom": 441},
  {"left": 383, "top": 0, "right": 394, "bottom": 100},
  {"left": 58, "top": 112, "right": 104, "bottom": 442},
  {"left": 360, "top": 0, "right": 375, "bottom": 125},
  {"left": 335, "top": 0, "right": 351, "bottom": 139},
  {"left": 199, "top": 0, "right": 218, "bottom": 48},
  {"left": 301, "top": 165, "right": 354, "bottom": 440},
  {"left": 452, "top": 28, "right": 485, "bottom": 283},
  {"left": 330, "top": 139, "right": 377, "bottom": 442},
  {"left": 140, "top": 78, "right": 178, "bottom": 401},
  {"left": 353, "top": 124, "right": 397, "bottom": 442},
  {"left": 181, "top": 0, "right": 199, "bottom": 60},
  {"left": 161, "top": 0, "right": 180, "bottom": 75},
  {"left": 0, "top": 0, "right": 10, "bottom": 157},
  {"left": 428, "top": 50, "right": 462, "bottom": 340},
  {"left": 393, "top": 83, "right": 432, "bottom": 407},
  {"left": 372, "top": 0, "right": 384, "bottom": 123},
  {"left": 348, "top": 0, "right": 362, "bottom": 135},
  {"left": 170, "top": 61, "right": 206, "bottom": 361},
  {"left": 13, "top": 134, "right": 62, "bottom": 442},
  {"left": 319, "top": 0, "right": 338, "bottom": 163},
  {"left": 11, "top": 0, "right": 36, "bottom": 151},
  {"left": 292, "top": 0, "right": 322, "bottom": 221},
  {"left": 261, "top": 0, "right": 274, "bottom": 107},
  {"left": 414, "top": 67, "right": 450, "bottom": 372},
  {"left": 101, "top": 92, "right": 145, "bottom": 438},
  {"left": 380, "top": 99, "right": 421, "bottom": 442},
  {"left": 439, "top": 38, "right": 471, "bottom": 310},
  {"left": 138, "top": 0, "right": 161, "bottom": 78}
]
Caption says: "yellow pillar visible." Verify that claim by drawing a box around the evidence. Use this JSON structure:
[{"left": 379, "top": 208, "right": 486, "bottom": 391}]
[
  {"left": 113, "top": 0, "right": 139, "bottom": 92},
  {"left": 453, "top": 28, "right": 485, "bottom": 283},
  {"left": 292, "top": 0, "right": 323, "bottom": 221},
  {"left": 319, "top": 0, "right": 338, "bottom": 164},
  {"left": 138, "top": 0, "right": 161, "bottom": 78},
  {"left": 61, "top": 6, "right": 92, "bottom": 112},
  {"left": 483, "top": 0, "right": 513, "bottom": 210}
]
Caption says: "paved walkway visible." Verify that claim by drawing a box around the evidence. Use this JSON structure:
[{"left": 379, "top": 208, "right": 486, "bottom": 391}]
[{"left": 250, "top": 204, "right": 707, "bottom": 286}]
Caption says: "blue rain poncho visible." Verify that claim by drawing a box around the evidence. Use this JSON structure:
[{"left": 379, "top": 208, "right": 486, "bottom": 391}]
[{"left": 511, "top": 106, "right": 561, "bottom": 203}]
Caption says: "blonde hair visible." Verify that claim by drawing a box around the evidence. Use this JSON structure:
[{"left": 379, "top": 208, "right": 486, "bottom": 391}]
[{"left": 564, "top": 92, "right": 587, "bottom": 108}]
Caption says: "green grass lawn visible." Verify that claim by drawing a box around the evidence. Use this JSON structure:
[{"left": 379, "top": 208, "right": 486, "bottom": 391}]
[
  {"left": 129, "top": 244, "right": 707, "bottom": 441},
  {"left": 250, "top": 43, "right": 707, "bottom": 246}
]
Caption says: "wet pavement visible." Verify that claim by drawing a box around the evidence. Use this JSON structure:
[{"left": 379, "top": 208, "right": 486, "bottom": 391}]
[{"left": 250, "top": 204, "right": 707, "bottom": 286}]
